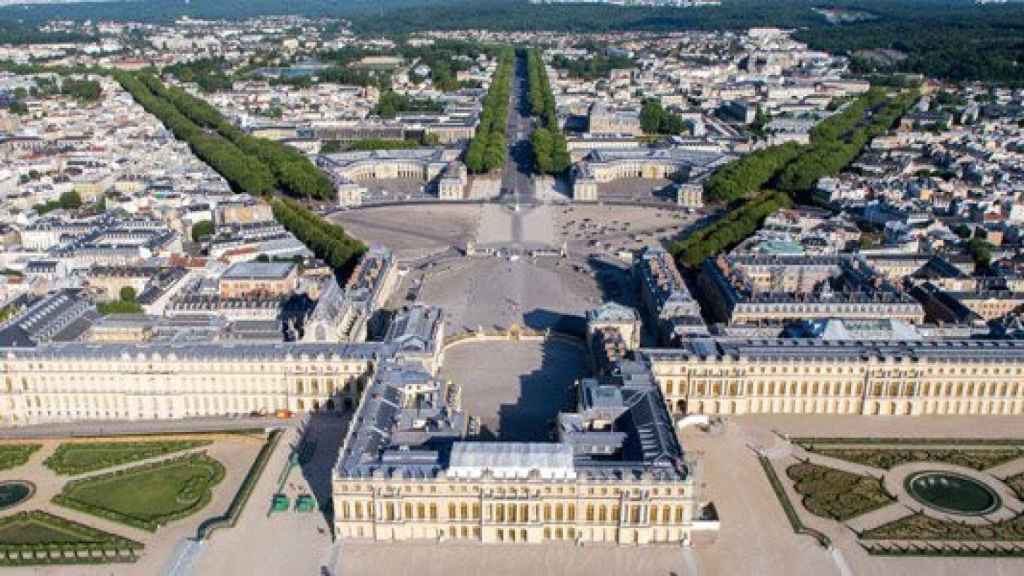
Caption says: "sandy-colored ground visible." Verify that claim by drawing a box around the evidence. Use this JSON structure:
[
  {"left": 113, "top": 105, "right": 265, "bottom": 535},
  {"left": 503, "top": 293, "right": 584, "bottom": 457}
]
[
  {"left": 554, "top": 203, "right": 698, "bottom": 256},
  {"left": 468, "top": 175, "right": 502, "bottom": 200},
  {"left": 0, "top": 433, "right": 265, "bottom": 576},
  {"left": 10, "top": 413, "right": 1017, "bottom": 575},
  {"left": 440, "top": 340, "right": 588, "bottom": 441},
  {"left": 475, "top": 203, "right": 514, "bottom": 246},
  {"left": 685, "top": 414, "right": 1024, "bottom": 576},
  {"left": 330, "top": 204, "right": 482, "bottom": 259},
  {"left": 407, "top": 257, "right": 602, "bottom": 334}
]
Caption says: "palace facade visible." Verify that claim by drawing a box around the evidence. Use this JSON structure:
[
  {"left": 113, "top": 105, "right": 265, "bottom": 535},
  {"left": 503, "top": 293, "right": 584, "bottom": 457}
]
[
  {"left": 332, "top": 359, "right": 719, "bottom": 546},
  {"left": 1, "top": 342, "right": 378, "bottom": 423},
  {"left": 647, "top": 338, "right": 1024, "bottom": 417}
]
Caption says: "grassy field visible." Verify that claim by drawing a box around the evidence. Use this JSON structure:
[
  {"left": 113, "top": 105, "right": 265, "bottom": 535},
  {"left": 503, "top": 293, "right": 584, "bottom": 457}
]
[
  {"left": 0, "top": 444, "right": 41, "bottom": 472},
  {"left": 53, "top": 452, "right": 225, "bottom": 532},
  {"left": 0, "top": 510, "right": 142, "bottom": 566},
  {"left": 44, "top": 439, "right": 212, "bottom": 475}
]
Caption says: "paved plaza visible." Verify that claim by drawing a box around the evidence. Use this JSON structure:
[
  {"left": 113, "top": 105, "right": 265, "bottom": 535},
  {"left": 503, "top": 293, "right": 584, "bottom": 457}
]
[
  {"left": 329, "top": 204, "right": 482, "bottom": 259},
  {"left": 440, "top": 340, "right": 589, "bottom": 441},
  {"left": 403, "top": 256, "right": 602, "bottom": 334}
]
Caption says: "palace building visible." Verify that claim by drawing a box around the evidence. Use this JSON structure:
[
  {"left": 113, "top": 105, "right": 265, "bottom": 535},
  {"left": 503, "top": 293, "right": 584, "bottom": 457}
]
[
  {"left": 317, "top": 149, "right": 469, "bottom": 206},
  {"left": 570, "top": 147, "right": 730, "bottom": 201},
  {"left": 647, "top": 338, "right": 1024, "bottom": 417},
  {"left": 332, "top": 358, "right": 720, "bottom": 546}
]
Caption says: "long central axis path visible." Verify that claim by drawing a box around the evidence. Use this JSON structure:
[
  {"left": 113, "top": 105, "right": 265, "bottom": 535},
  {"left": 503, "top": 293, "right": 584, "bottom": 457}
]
[{"left": 500, "top": 51, "right": 539, "bottom": 245}]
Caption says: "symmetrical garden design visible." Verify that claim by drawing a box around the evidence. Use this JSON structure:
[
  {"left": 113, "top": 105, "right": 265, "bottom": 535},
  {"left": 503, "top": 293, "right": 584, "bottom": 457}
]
[
  {"left": 763, "top": 437, "right": 1024, "bottom": 558},
  {"left": 43, "top": 439, "right": 213, "bottom": 475},
  {"left": 0, "top": 510, "right": 142, "bottom": 566},
  {"left": 861, "top": 512, "right": 1024, "bottom": 542},
  {"left": 786, "top": 461, "right": 894, "bottom": 521},
  {"left": 904, "top": 471, "right": 1001, "bottom": 516},
  {"left": 52, "top": 452, "right": 225, "bottom": 532},
  {"left": 798, "top": 446, "right": 1022, "bottom": 472},
  {"left": 0, "top": 444, "right": 41, "bottom": 472}
]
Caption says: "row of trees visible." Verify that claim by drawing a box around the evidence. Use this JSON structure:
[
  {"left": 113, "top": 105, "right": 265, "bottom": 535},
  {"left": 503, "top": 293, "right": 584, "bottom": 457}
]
[
  {"left": 270, "top": 197, "right": 365, "bottom": 275},
  {"left": 702, "top": 142, "right": 803, "bottom": 204},
  {"left": 115, "top": 71, "right": 277, "bottom": 196},
  {"left": 703, "top": 88, "right": 915, "bottom": 205},
  {"left": 135, "top": 73, "right": 336, "bottom": 201},
  {"left": 775, "top": 89, "right": 918, "bottom": 200},
  {"left": 526, "top": 49, "right": 571, "bottom": 176},
  {"left": 465, "top": 48, "right": 514, "bottom": 174},
  {"left": 669, "top": 191, "right": 793, "bottom": 268},
  {"left": 683, "top": 87, "right": 919, "bottom": 268}
]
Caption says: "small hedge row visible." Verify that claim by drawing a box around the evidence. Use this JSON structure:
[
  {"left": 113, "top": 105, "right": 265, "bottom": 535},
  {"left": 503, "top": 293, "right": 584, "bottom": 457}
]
[
  {"left": 757, "top": 454, "right": 832, "bottom": 549},
  {"left": 53, "top": 452, "right": 225, "bottom": 533},
  {"left": 197, "top": 429, "right": 283, "bottom": 541},
  {"left": 863, "top": 541, "right": 1024, "bottom": 558},
  {"left": 793, "top": 437, "right": 1024, "bottom": 447},
  {"left": 0, "top": 444, "right": 41, "bottom": 472},
  {"left": 44, "top": 439, "right": 213, "bottom": 475},
  {"left": 0, "top": 510, "right": 142, "bottom": 566}
]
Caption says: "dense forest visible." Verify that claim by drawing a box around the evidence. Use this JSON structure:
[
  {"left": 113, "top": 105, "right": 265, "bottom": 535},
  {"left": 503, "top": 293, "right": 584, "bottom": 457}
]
[{"left": 5, "top": 1, "right": 1023, "bottom": 84}]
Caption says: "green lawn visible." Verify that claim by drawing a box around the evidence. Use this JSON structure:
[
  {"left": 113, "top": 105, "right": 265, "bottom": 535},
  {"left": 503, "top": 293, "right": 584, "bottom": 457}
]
[
  {"left": 0, "top": 516, "right": 92, "bottom": 546},
  {"left": 0, "top": 444, "right": 41, "bottom": 472},
  {"left": 0, "top": 510, "right": 142, "bottom": 566},
  {"left": 44, "top": 439, "right": 212, "bottom": 475},
  {"left": 53, "top": 453, "right": 225, "bottom": 532}
]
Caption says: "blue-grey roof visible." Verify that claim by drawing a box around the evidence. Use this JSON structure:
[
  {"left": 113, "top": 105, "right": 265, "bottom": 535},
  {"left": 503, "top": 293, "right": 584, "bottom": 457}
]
[{"left": 221, "top": 261, "right": 296, "bottom": 280}]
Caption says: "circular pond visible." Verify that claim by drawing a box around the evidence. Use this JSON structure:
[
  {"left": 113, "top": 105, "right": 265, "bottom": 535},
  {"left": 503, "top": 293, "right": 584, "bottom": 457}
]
[
  {"left": 0, "top": 480, "right": 34, "bottom": 510},
  {"left": 905, "top": 471, "right": 1000, "bottom": 516}
]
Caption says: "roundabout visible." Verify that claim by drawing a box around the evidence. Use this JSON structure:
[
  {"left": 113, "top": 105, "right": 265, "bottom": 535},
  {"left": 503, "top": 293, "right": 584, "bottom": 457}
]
[
  {"left": 0, "top": 480, "right": 35, "bottom": 511},
  {"left": 904, "top": 470, "right": 1001, "bottom": 516}
]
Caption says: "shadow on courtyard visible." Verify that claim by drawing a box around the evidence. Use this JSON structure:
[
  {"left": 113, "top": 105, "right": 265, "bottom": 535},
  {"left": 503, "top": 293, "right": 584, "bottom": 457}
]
[
  {"left": 523, "top": 307, "right": 586, "bottom": 336},
  {"left": 496, "top": 340, "right": 589, "bottom": 442},
  {"left": 296, "top": 412, "right": 350, "bottom": 526},
  {"left": 586, "top": 257, "right": 634, "bottom": 307}
]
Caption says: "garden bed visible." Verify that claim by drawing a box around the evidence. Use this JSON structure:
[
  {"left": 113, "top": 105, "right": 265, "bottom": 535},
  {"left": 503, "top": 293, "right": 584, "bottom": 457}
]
[
  {"left": 786, "top": 461, "right": 894, "bottom": 521},
  {"left": 44, "top": 439, "right": 213, "bottom": 475},
  {"left": 53, "top": 452, "right": 225, "bottom": 532},
  {"left": 0, "top": 510, "right": 142, "bottom": 566}
]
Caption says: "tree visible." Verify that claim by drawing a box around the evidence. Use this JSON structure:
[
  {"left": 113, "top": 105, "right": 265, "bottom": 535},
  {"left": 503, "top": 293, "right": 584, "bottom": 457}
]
[
  {"left": 191, "top": 220, "right": 214, "bottom": 242},
  {"left": 953, "top": 223, "right": 972, "bottom": 239},
  {"left": 640, "top": 100, "right": 664, "bottom": 135},
  {"left": 58, "top": 191, "right": 82, "bottom": 210},
  {"left": 967, "top": 237, "right": 993, "bottom": 269},
  {"left": 320, "top": 140, "right": 343, "bottom": 154},
  {"left": 119, "top": 286, "right": 136, "bottom": 303}
]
